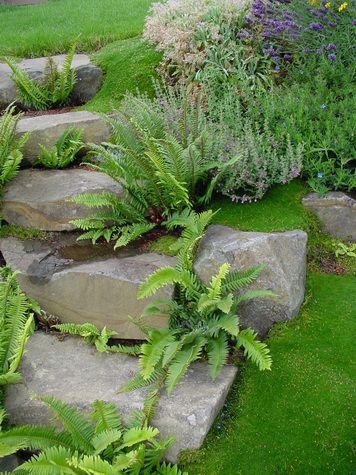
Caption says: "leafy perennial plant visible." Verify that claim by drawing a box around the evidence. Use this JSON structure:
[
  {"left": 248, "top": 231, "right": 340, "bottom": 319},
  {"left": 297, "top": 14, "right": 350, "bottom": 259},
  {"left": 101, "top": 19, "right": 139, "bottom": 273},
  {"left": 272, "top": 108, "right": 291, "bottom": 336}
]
[
  {"left": 71, "top": 87, "right": 236, "bottom": 247},
  {"left": 120, "top": 210, "right": 272, "bottom": 400}
]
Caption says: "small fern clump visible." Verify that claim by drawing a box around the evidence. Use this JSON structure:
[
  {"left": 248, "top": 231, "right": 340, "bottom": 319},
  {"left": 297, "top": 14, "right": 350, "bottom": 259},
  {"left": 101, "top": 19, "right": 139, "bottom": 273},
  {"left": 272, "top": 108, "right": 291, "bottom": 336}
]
[
  {"left": 4, "top": 42, "right": 77, "bottom": 111},
  {"left": 0, "top": 267, "right": 36, "bottom": 386},
  {"left": 0, "top": 104, "right": 29, "bottom": 187},
  {"left": 120, "top": 209, "right": 273, "bottom": 397},
  {"left": 0, "top": 396, "right": 187, "bottom": 474},
  {"left": 35, "top": 127, "right": 84, "bottom": 169},
  {"left": 71, "top": 86, "right": 237, "bottom": 248}
]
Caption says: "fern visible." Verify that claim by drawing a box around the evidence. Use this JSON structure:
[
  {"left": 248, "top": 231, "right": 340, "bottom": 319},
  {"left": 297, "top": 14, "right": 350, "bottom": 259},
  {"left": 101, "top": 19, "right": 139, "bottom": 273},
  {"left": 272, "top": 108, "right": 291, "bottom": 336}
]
[
  {"left": 35, "top": 127, "right": 83, "bottom": 169},
  {"left": 0, "top": 268, "right": 35, "bottom": 387},
  {"left": 236, "top": 329, "right": 272, "bottom": 371},
  {"left": 125, "top": 210, "right": 273, "bottom": 396},
  {"left": 70, "top": 86, "right": 233, "bottom": 248},
  {"left": 1, "top": 396, "right": 181, "bottom": 474},
  {"left": 0, "top": 105, "right": 29, "bottom": 186},
  {"left": 4, "top": 42, "right": 77, "bottom": 111}
]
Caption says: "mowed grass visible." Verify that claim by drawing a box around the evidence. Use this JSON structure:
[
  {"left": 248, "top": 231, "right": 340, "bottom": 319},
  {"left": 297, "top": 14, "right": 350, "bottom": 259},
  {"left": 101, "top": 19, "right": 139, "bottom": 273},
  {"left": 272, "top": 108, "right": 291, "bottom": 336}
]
[
  {"left": 0, "top": 0, "right": 153, "bottom": 57},
  {"left": 182, "top": 272, "right": 356, "bottom": 475},
  {"left": 82, "top": 37, "right": 161, "bottom": 113}
]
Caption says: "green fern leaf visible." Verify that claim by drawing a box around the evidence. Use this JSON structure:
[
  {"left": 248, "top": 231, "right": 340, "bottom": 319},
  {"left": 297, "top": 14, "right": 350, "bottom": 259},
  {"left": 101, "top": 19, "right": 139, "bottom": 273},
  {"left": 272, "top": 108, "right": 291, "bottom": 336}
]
[
  {"left": 91, "top": 401, "right": 122, "bottom": 434},
  {"left": 119, "top": 426, "right": 159, "bottom": 449},
  {"left": 236, "top": 329, "right": 272, "bottom": 371},
  {"left": 207, "top": 333, "right": 229, "bottom": 380},
  {"left": 140, "top": 328, "right": 176, "bottom": 380},
  {"left": 91, "top": 429, "right": 122, "bottom": 455},
  {"left": 166, "top": 338, "right": 205, "bottom": 394},
  {"left": 38, "top": 396, "right": 95, "bottom": 453}
]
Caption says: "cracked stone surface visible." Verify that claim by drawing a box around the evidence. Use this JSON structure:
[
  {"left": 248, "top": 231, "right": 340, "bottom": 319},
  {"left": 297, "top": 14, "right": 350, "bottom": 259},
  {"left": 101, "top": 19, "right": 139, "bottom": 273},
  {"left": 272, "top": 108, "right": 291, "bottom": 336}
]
[
  {"left": 0, "top": 54, "right": 102, "bottom": 109},
  {"left": 303, "top": 192, "right": 356, "bottom": 241},
  {"left": 195, "top": 225, "right": 308, "bottom": 336},
  {"left": 0, "top": 237, "right": 175, "bottom": 339},
  {"left": 5, "top": 333, "right": 237, "bottom": 462},
  {"left": 2, "top": 168, "right": 123, "bottom": 231}
]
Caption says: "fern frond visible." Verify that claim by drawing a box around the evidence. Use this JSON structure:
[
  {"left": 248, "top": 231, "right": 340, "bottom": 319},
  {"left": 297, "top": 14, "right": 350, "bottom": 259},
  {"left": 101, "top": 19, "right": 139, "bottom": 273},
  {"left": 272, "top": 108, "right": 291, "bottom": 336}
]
[
  {"left": 91, "top": 401, "right": 122, "bottom": 434},
  {"left": 69, "top": 454, "right": 117, "bottom": 475},
  {"left": 91, "top": 429, "right": 122, "bottom": 455},
  {"left": 114, "top": 222, "right": 156, "bottom": 249},
  {"left": 138, "top": 267, "right": 182, "bottom": 299},
  {"left": 207, "top": 333, "right": 229, "bottom": 380},
  {"left": 139, "top": 329, "right": 176, "bottom": 380},
  {"left": 165, "top": 337, "right": 205, "bottom": 394},
  {"left": 17, "top": 446, "right": 74, "bottom": 475},
  {"left": 221, "top": 264, "right": 266, "bottom": 294},
  {"left": 0, "top": 425, "right": 74, "bottom": 453},
  {"left": 236, "top": 329, "right": 272, "bottom": 371},
  {"left": 38, "top": 396, "right": 95, "bottom": 453},
  {"left": 118, "top": 426, "right": 159, "bottom": 450}
]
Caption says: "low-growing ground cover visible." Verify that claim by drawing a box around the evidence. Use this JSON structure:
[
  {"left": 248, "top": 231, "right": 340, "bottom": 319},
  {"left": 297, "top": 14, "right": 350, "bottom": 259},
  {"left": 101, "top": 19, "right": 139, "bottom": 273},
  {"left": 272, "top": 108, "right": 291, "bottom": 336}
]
[
  {"left": 83, "top": 38, "right": 161, "bottom": 113},
  {"left": 182, "top": 272, "right": 356, "bottom": 475},
  {"left": 0, "top": 0, "right": 153, "bottom": 57}
]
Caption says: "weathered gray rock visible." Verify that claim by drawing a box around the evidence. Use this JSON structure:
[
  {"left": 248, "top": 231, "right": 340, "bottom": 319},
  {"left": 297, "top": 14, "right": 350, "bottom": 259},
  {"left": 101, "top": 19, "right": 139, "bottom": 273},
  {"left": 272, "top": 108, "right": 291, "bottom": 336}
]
[
  {"left": 0, "top": 54, "right": 102, "bottom": 109},
  {"left": 6, "top": 333, "right": 237, "bottom": 462},
  {"left": 195, "top": 225, "right": 307, "bottom": 336},
  {"left": 2, "top": 168, "right": 123, "bottom": 231},
  {"left": 16, "top": 111, "right": 111, "bottom": 164},
  {"left": 0, "top": 237, "right": 175, "bottom": 339},
  {"left": 303, "top": 192, "right": 356, "bottom": 241}
]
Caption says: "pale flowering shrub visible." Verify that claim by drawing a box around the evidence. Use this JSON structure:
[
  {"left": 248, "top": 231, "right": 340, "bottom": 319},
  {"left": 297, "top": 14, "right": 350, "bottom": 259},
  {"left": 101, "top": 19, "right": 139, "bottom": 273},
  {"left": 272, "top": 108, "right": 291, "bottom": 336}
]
[{"left": 144, "top": 0, "right": 250, "bottom": 81}]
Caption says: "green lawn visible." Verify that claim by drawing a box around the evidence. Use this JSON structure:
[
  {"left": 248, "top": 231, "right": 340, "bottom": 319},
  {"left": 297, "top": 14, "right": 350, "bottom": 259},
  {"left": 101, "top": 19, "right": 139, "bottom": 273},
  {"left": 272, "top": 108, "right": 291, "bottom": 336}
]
[
  {"left": 182, "top": 272, "right": 356, "bottom": 475},
  {"left": 212, "top": 180, "right": 309, "bottom": 232},
  {"left": 0, "top": 0, "right": 153, "bottom": 57}
]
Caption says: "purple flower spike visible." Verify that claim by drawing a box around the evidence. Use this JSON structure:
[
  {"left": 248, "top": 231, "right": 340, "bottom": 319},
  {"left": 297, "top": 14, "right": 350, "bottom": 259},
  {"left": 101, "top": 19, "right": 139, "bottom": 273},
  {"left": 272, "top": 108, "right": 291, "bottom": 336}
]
[
  {"left": 310, "top": 22, "right": 324, "bottom": 30},
  {"left": 328, "top": 53, "right": 336, "bottom": 60}
]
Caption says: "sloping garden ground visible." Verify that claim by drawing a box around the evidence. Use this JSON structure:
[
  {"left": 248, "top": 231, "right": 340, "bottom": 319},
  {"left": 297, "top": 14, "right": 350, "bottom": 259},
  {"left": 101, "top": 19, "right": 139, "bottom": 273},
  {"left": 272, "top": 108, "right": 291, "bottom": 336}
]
[{"left": 0, "top": 0, "right": 355, "bottom": 474}]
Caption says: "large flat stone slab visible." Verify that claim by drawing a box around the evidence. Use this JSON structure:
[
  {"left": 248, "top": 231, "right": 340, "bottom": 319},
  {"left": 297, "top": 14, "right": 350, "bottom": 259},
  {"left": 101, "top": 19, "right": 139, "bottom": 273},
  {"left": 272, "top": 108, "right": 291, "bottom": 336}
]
[
  {"left": 5, "top": 333, "right": 237, "bottom": 462},
  {"left": 0, "top": 54, "right": 102, "bottom": 109},
  {"left": 303, "top": 192, "right": 356, "bottom": 241},
  {"left": 2, "top": 169, "right": 123, "bottom": 231},
  {"left": 195, "top": 225, "right": 307, "bottom": 336},
  {"left": 0, "top": 237, "right": 175, "bottom": 339},
  {"left": 16, "top": 111, "right": 111, "bottom": 165}
]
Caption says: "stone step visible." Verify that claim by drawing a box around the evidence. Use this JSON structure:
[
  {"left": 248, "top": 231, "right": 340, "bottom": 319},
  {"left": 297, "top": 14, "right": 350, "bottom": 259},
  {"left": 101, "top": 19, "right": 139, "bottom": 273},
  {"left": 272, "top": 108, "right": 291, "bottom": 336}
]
[
  {"left": 303, "top": 192, "right": 356, "bottom": 242},
  {"left": 0, "top": 54, "right": 102, "bottom": 109},
  {"left": 16, "top": 111, "right": 111, "bottom": 165},
  {"left": 2, "top": 168, "right": 123, "bottom": 231},
  {"left": 195, "top": 225, "right": 308, "bottom": 336},
  {"left": 5, "top": 332, "right": 237, "bottom": 462},
  {"left": 0, "top": 236, "right": 175, "bottom": 339}
]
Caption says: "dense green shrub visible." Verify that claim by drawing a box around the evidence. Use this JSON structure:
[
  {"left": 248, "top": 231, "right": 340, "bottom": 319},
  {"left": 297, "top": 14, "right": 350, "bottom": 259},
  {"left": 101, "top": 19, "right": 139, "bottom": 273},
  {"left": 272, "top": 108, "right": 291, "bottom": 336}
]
[{"left": 35, "top": 127, "right": 84, "bottom": 169}]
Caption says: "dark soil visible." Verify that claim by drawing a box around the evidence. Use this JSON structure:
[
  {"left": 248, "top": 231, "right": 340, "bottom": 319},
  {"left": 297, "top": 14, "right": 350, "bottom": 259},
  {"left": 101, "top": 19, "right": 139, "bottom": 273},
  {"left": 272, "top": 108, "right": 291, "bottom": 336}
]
[{"left": 23, "top": 106, "right": 74, "bottom": 118}]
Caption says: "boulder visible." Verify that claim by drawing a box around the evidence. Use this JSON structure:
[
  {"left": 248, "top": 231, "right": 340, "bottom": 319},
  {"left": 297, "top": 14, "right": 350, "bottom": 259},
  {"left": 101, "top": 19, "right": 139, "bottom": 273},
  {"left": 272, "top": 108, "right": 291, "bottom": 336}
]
[
  {"left": 0, "top": 54, "right": 102, "bottom": 109},
  {"left": 0, "top": 237, "right": 175, "bottom": 339},
  {"left": 194, "top": 225, "right": 307, "bottom": 336},
  {"left": 303, "top": 192, "right": 356, "bottom": 242},
  {"left": 2, "top": 168, "right": 123, "bottom": 231},
  {"left": 16, "top": 111, "right": 111, "bottom": 165},
  {"left": 5, "top": 333, "right": 237, "bottom": 462}
]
